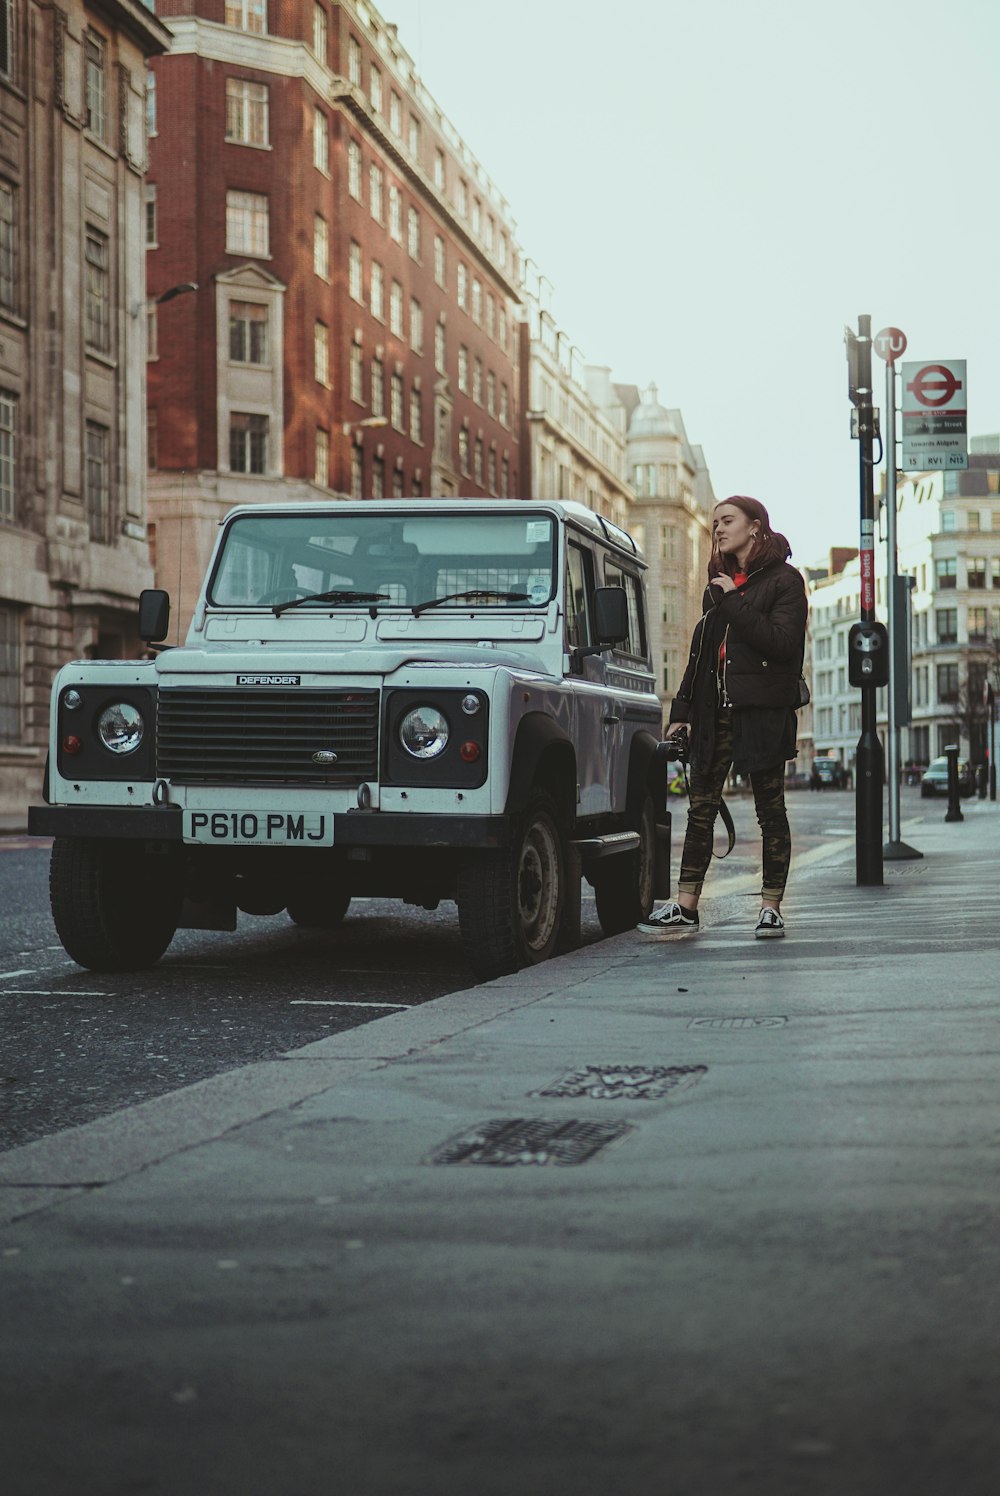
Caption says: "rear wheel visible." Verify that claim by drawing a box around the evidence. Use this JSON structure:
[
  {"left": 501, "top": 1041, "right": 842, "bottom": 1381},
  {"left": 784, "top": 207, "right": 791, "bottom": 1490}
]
[
  {"left": 50, "top": 837, "right": 181, "bottom": 971},
  {"left": 592, "top": 792, "right": 657, "bottom": 935},
  {"left": 286, "top": 887, "right": 351, "bottom": 928},
  {"left": 457, "top": 790, "right": 564, "bottom": 981}
]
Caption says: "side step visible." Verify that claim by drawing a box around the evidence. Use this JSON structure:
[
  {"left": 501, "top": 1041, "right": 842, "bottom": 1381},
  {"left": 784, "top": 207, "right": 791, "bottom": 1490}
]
[{"left": 570, "top": 831, "right": 640, "bottom": 860}]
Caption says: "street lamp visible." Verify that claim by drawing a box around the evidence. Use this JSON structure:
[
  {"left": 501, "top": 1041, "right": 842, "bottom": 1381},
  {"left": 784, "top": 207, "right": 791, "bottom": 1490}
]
[{"left": 130, "top": 281, "right": 199, "bottom": 318}]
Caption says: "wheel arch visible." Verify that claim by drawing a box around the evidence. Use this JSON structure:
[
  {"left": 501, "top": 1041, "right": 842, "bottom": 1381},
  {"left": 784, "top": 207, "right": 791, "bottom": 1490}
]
[
  {"left": 626, "top": 729, "right": 669, "bottom": 827},
  {"left": 505, "top": 712, "right": 577, "bottom": 832}
]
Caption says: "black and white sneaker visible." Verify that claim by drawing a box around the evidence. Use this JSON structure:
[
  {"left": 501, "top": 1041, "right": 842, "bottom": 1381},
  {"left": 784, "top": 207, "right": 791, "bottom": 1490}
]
[
  {"left": 754, "top": 908, "right": 785, "bottom": 940},
  {"left": 637, "top": 901, "right": 700, "bottom": 935}
]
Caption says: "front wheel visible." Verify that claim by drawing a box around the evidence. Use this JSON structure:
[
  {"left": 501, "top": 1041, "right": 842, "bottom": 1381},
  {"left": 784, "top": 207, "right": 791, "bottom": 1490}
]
[
  {"left": 592, "top": 792, "right": 657, "bottom": 936},
  {"left": 50, "top": 837, "right": 181, "bottom": 971},
  {"left": 456, "top": 791, "right": 565, "bottom": 981}
]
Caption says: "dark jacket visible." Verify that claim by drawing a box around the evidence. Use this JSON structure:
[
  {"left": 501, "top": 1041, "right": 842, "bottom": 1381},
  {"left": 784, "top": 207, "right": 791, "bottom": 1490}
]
[{"left": 668, "top": 559, "right": 808, "bottom": 775}]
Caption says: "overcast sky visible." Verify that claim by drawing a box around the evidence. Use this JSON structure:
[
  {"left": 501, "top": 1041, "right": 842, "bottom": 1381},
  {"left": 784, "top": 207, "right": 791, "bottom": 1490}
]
[{"left": 385, "top": 0, "right": 997, "bottom": 567}]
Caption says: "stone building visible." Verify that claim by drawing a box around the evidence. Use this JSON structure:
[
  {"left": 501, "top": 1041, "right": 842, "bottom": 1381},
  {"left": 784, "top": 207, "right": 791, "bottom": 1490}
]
[
  {"left": 0, "top": 0, "right": 170, "bottom": 819},
  {"left": 147, "top": 0, "right": 522, "bottom": 631}
]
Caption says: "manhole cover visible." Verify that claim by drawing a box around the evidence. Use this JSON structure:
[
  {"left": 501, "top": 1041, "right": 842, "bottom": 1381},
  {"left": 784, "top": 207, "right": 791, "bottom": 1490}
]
[
  {"left": 427, "top": 1118, "right": 633, "bottom": 1167},
  {"left": 688, "top": 1016, "right": 787, "bottom": 1030},
  {"left": 536, "top": 1064, "right": 706, "bottom": 1100}
]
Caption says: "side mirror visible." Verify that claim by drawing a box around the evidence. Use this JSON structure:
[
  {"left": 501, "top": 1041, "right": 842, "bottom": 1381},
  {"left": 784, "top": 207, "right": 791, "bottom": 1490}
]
[
  {"left": 592, "top": 586, "right": 629, "bottom": 645},
  {"left": 138, "top": 588, "right": 170, "bottom": 642}
]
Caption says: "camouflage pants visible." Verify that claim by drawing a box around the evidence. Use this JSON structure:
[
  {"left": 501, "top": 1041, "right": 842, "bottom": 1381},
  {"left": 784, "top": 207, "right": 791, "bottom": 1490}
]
[{"left": 678, "top": 710, "right": 791, "bottom": 902}]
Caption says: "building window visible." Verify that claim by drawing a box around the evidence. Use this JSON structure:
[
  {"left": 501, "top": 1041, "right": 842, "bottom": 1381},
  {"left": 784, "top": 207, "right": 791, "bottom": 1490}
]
[
  {"left": 348, "top": 140, "right": 362, "bottom": 200},
  {"left": 85, "top": 29, "right": 106, "bottom": 140},
  {"left": 0, "top": 606, "right": 18, "bottom": 743},
  {"left": 457, "top": 345, "right": 469, "bottom": 394},
  {"left": 313, "top": 109, "right": 329, "bottom": 172},
  {"left": 456, "top": 262, "right": 468, "bottom": 310},
  {"left": 226, "top": 190, "right": 269, "bottom": 256},
  {"left": 392, "top": 465, "right": 404, "bottom": 498},
  {"left": 351, "top": 445, "right": 363, "bottom": 500},
  {"left": 485, "top": 216, "right": 495, "bottom": 253},
  {"left": 499, "top": 233, "right": 508, "bottom": 270},
  {"left": 968, "top": 557, "right": 987, "bottom": 589},
  {"left": 226, "top": 1, "right": 266, "bottom": 32},
  {"left": 434, "top": 236, "right": 445, "bottom": 288},
  {"left": 348, "top": 35, "right": 362, "bottom": 86},
  {"left": 85, "top": 421, "right": 111, "bottom": 543},
  {"left": 409, "top": 388, "right": 422, "bottom": 444},
  {"left": 389, "top": 92, "right": 401, "bottom": 135},
  {"left": 501, "top": 454, "right": 509, "bottom": 498},
  {"left": 408, "top": 114, "right": 421, "bottom": 160},
  {"left": 487, "top": 444, "right": 497, "bottom": 495},
  {"left": 348, "top": 240, "right": 363, "bottom": 301},
  {"left": 226, "top": 79, "right": 269, "bottom": 146},
  {"left": 145, "top": 69, "right": 156, "bottom": 139},
  {"left": 941, "top": 510, "right": 956, "bottom": 533},
  {"left": 314, "top": 427, "right": 329, "bottom": 487},
  {"left": 312, "top": 3, "right": 327, "bottom": 60},
  {"left": 662, "top": 587, "right": 680, "bottom": 626},
  {"left": 229, "top": 301, "right": 268, "bottom": 364},
  {"left": 486, "top": 294, "right": 495, "bottom": 340},
  {"left": 968, "top": 606, "right": 988, "bottom": 642},
  {"left": 472, "top": 198, "right": 481, "bottom": 237},
  {"left": 434, "top": 319, "right": 446, "bottom": 375},
  {"left": 314, "top": 321, "right": 329, "bottom": 386},
  {"left": 230, "top": 413, "right": 268, "bottom": 474},
  {"left": 84, "top": 229, "right": 110, "bottom": 353},
  {"left": 434, "top": 148, "right": 445, "bottom": 190},
  {"left": 388, "top": 185, "right": 401, "bottom": 241},
  {"left": 369, "top": 63, "right": 382, "bottom": 113},
  {"left": 371, "top": 356, "right": 384, "bottom": 417},
  {"left": 936, "top": 663, "right": 959, "bottom": 704},
  {"left": 409, "top": 298, "right": 423, "bottom": 354},
  {"left": 486, "top": 371, "right": 496, "bottom": 417},
  {"left": 0, "top": 181, "right": 16, "bottom": 314},
  {"left": 472, "top": 357, "right": 482, "bottom": 405},
  {"left": 314, "top": 214, "right": 328, "bottom": 278},
  {"left": 474, "top": 436, "right": 484, "bottom": 486},
  {"left": 0, "top": 390, "right": 16, "bottom": 524},
  {"left": 147, "top": 410, "right": 157, "bottom": 470},
  {"left": 389, "top": 280, "right": 403, "bottom": 338},
  {"left": 498, "top": 307, "right": 507, "bottom": 351},
  {"left": 144, "top": 185, "right": 157, "bottom": 247},
  {"left": 936, "top": 608, "right": 958, "bottom": 644},
  {"left": 350, "top": 339, "right": 364, "bottom": 403},
  {"left": 661, "top": 524, "right": 679, "bottom": 561},
  {"left": 499, "top": 383, "right": 509, "bottom": 426},
  {"left": 457, "top": 178, "right": 468, "bottom": 218},
  {"left": 372, "top": 454, "right": 384, "bottom": 499},
  {"left": 471, "top": 278, "right": 482, "bottom": 326},
  {"left": 369, "top": 164, "right": 383, "bottom": 222},
  {"left": 370, "top": 260, "right": 384, "bottom": 320},
  {"left": 407, "top": 206, "right": 421, "bottom": 261},
  {"left": 0, "top": 1, "right": 15, "bottom": 82},
  {"left": 967, "top": 510, "right": 981, "bottom": 532},
  {"left": 390, "top": 372, "right": 404, "bottom": 431},
  {"left": 458, "top": 427, "right": 470, "bottom": 476}
]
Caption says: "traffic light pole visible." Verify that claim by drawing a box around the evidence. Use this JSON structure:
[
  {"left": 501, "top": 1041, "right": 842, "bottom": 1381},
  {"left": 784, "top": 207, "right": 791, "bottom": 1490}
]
[{"left": 846, "top": 315, "right": 884, "bottom": 886}]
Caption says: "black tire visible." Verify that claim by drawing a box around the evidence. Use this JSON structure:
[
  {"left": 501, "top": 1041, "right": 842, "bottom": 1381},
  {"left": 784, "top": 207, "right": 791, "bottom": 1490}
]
[
  {"left": 592, "top": 791, "right": 657, "bottom": 936},
  {"left": 920, "top": 785, "right": 933, "bottom": 798},
  {"left": 50, "top": 837, "right": 181, "bottom": 971},
  {"left": 286, "top": 888, "right": 351, "bottom": 928},
  {"left": 457, "top": 790, "right": 564, "bottom": 981}
]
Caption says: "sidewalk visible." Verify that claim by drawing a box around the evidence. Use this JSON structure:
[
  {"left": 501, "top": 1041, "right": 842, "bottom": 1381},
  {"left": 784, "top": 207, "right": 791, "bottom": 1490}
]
[{"left": 2, "top": 804, "right": 999, "bottom": 1496}]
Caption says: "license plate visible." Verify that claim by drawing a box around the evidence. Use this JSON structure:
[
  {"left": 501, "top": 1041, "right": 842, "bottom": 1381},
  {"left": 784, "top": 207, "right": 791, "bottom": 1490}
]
[{"left": 183, "top": 810, "right": 334, "bottom": 846}]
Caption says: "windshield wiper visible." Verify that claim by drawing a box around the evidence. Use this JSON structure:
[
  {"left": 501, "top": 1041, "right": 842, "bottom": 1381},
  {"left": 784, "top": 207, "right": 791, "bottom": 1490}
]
[
  {"left": 411, "top": 589, "right": 531, "bottom": 617},
  {"left": 272, "top": 590, "right": 391, "bottom": 617}
]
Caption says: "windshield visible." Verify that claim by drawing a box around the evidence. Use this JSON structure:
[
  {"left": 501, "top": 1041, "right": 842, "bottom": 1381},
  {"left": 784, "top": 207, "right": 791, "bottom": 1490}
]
[{"left": 209, "top": 511, "right": 557, "bottom": 611}]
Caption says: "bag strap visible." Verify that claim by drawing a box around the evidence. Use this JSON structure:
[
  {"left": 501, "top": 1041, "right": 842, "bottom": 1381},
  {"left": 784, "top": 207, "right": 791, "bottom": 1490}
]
[{"left": 678, "top": 761, "right": 737, "bottom": 858}]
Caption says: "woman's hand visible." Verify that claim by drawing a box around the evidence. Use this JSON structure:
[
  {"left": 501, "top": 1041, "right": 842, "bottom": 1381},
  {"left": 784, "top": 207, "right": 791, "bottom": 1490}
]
[{"left": 709, "top": 575, "right": 737, "bottom": 594}]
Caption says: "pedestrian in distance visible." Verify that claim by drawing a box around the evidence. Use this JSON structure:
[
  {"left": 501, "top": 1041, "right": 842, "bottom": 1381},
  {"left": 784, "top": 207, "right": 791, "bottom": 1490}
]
[{"left": 638, "top": 496, "right": 808, "bottom": 940}]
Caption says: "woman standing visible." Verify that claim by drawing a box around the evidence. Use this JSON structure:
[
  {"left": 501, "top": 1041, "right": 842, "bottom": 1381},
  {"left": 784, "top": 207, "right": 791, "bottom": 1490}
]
[{"left": 639, "top": 496, "right": 807, "bottom": 940}]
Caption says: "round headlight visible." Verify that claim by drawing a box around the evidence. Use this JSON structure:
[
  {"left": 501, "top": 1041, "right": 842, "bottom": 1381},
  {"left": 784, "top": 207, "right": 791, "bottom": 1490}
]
[
  {"left": 97, "top": 702, "right": 144, "bottom": 755},
  {"left": 400, "top": 706, "right": 449, "bottom": 760}
]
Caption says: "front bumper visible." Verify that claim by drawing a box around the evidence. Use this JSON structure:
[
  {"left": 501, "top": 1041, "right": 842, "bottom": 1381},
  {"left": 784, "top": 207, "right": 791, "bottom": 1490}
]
[{"left": 27, "top": 804, "right": 512, "bottom": 848}]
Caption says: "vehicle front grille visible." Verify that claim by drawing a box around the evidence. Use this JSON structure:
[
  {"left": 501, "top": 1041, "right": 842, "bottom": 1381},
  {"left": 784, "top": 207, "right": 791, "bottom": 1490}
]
[{"left": 157, "top": 688, "right": 379, "bottom": 785}]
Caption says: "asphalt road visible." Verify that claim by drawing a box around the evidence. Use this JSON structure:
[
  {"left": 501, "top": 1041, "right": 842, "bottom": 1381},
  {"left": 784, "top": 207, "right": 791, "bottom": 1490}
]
[{"left": 0, "top": 785, "right": 942, "bottom": 1152}]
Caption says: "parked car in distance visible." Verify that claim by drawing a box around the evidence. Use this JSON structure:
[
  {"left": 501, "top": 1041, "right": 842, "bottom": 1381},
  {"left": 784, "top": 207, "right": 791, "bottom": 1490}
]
[
  {"left": 920, "top": 755, "right": 974, "bottom": 798},
  {"left": 810, "top": 757, "right": 846, "bottom": 790}
]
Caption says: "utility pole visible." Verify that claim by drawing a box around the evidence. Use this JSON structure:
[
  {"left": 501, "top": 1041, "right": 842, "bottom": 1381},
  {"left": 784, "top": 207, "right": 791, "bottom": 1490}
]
[
  {"left": 845, "top": 315, "right": 887, "bottom": 886},
  {"left": 875, "top": 327, "right": 922, "bottom": 861}
]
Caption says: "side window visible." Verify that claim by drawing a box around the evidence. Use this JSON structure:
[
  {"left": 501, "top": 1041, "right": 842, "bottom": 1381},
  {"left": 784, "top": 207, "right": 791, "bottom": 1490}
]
[
  {"left": 604, "top": 559, "right": 647, "bottom": 661},
  {"left": 566, "top": 541, "right": 593, "bottom": 648}
]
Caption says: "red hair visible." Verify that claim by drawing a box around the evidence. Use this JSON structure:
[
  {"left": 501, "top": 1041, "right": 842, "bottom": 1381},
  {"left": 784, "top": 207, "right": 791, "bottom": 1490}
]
[{"left": 708, "top": 495, "right": 792, "bottom": 580}]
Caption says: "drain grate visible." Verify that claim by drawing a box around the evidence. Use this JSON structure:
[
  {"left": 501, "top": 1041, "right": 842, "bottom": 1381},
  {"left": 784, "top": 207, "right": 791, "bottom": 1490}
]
[
  {"left": 536, "top": 1064, "right": 706, "bottom": 1101},
  {"left": 427, "top": 1118, "right": 633, "bottom": 1167},
  {"left": 688, "top": 1016, "right": 787, "bottom": 1030},
  {"left": 883, "top": 862, "right": 929, "bottom": 876}
]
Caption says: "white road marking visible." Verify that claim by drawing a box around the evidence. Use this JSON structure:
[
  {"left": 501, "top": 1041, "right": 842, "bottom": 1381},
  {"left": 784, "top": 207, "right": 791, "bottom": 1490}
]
[
  {"left": 289, "top": 999, "right": 408, "bottom": 1009},
  {"left": 0, "top": 989, "right": 110, "bottom": 996},
  {"left": 0, "top": 969, "right": 35, "bottom": 980}
]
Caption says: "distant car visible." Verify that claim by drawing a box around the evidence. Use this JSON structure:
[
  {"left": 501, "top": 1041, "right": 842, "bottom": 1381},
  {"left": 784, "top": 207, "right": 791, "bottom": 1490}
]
[
  {"left": 920, "top": 755, "right": 974, "bottom": 798},
  {"left": 810, "top": 757, "right": 845, "bottom": 790}
]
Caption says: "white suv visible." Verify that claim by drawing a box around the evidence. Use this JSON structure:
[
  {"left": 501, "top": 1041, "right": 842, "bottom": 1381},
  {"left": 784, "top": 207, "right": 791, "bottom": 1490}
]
[{"left": 30, "top": 500, "right": 671, "bottom": 980}]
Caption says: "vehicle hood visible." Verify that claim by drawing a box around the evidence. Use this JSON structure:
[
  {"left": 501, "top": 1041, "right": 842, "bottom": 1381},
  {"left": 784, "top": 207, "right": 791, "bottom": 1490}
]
[{"left": 155, "top": 643, "right": 553, "bottom": 679}]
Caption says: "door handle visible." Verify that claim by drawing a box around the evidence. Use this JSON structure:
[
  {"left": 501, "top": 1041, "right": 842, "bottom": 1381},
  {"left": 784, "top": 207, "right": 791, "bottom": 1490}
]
[{"left": 602, "top": 714, "right": 621, "bottom": 726}]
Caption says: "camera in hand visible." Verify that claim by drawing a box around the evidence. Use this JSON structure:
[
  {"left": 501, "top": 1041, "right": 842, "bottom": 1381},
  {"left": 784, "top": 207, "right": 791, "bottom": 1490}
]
[{"left": 662, "top": 727, "right": 689, "bottom": 762}]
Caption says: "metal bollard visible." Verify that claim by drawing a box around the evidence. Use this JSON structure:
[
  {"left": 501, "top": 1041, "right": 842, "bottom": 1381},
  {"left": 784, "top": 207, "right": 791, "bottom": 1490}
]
[{"left": 944, "top": 743, "right": 964, "bottom": 823}]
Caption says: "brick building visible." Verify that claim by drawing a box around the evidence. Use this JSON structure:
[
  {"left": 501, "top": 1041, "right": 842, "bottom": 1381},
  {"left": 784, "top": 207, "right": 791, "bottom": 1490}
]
[
  {"left": 0, "top": 0, "right": 169, "bottom": 819},
  {"left": 147, "top": 0, "right": 522, "bottom": 630}
]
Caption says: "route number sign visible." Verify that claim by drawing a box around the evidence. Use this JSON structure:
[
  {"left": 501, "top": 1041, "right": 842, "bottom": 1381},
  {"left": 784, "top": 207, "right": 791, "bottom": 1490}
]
[{"left": 900, "top": 359, "right": 968, "bottom": 470}]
